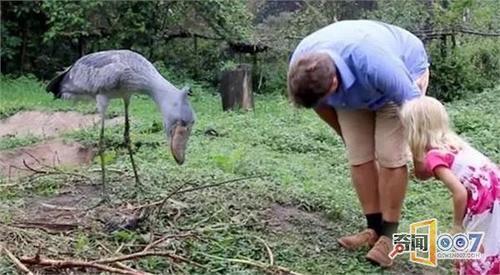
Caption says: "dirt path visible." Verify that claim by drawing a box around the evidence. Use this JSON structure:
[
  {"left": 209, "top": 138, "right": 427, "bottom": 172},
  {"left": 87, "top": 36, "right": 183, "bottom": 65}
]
[
  {"left": 0, "top": 111, "right": 123, "bottom": 178},
  {"left": 0, "top": 139, "right": 95, "bottom": 178},
  {"left": 0, "top": 110, "right": 122, "bottom": 138}
]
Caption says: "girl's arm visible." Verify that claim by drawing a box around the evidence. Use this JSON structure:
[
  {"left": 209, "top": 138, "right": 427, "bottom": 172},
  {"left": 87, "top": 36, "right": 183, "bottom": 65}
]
[{"left": 433, "top": 166, "right": 468, "bottom": 227}]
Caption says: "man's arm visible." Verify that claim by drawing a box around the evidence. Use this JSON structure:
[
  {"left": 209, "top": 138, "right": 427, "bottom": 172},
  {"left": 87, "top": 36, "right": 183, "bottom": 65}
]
[{"left": 314, "top": 105, "right": 343, "bottom": 140}]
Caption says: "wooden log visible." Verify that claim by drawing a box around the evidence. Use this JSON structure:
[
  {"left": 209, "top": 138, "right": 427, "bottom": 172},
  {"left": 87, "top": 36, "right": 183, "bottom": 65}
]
[{"left": 219, "top": 64, "right": 254, "bottom": 111}]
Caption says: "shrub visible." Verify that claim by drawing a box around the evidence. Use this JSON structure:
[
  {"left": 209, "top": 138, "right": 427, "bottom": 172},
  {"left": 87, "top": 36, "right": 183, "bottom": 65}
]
[{"left": 428, "top": 38, "right": 500, "bottom": 101}]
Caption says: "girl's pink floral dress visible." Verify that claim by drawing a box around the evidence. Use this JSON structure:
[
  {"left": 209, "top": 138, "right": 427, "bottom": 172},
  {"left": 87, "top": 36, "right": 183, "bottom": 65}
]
[{"left": 425, "top": 145, "right": 500, "bottom": 275}]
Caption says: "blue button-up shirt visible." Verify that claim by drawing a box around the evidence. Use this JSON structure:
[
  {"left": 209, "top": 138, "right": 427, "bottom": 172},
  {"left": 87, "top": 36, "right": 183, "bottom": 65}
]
[{"left": 289, "top": 20, "right": 429, "bottom": 110}]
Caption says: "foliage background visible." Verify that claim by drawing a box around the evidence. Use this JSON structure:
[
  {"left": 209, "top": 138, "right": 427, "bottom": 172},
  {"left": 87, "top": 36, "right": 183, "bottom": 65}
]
[{"left": 1, "top": 0, "right": 499, "bottom": 100}]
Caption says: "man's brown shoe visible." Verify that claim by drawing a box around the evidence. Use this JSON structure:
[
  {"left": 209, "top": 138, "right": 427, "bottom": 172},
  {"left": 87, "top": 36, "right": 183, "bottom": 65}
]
[
  {"left": 337, "top": 229, "right": 378, "bottom": 250},
  {"left": 365, "top": 235, "right": 393, "bottom": 267}
]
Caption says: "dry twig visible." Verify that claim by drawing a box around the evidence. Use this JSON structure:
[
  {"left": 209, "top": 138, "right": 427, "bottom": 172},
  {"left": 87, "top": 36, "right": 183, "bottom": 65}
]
[
  {"left": 1, "top": 246, "right": 34, "bottom": 275},
  {"left": 20, "top": 255, "right": 140, "bottom": 275},
  {"left": 12, "top": 221, "right": 79, "bottom": 233},
  {"left": 203, "top": 253, "right": 303, "bottom": 275},
  {"left": 97, "top": 241, "right": 152, "bottom": 275},
  {"left": 254, "top": 236, "right": 274, "bottom": 266},
  {"left": 143, "top": 232, "right": 196, "bottom": 252},
  {"left": 133, "top": 175, "right": 265, "bottom": 211},
  {"left": 22, "top": 158, "right": 94, "bottom": 185},
  {"left": 91, "top": 250, "right": 204, "bottom": 268},
  {"left": 39, "top": 203, "right": 78, "bottom": 211}
]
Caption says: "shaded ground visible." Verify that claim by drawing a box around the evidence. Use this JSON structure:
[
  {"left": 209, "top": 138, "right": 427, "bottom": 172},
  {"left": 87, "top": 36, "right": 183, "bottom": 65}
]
[
  {"left": 10, "top": 184, "right": 103, "bottom": 233},
  {"left": 263, "top": 203, "right": 334, "bottom": 235},
  {"left": 0, "top": 139, "right": 95, "bottom": 178},
  {"left": 0, "top": 111, "right": 124, "bottom": 178}
]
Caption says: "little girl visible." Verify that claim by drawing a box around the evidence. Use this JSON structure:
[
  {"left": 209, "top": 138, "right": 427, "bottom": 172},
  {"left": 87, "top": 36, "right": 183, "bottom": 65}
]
[{"left": 400, "top": 96, "right": 499, "bottom": 274}]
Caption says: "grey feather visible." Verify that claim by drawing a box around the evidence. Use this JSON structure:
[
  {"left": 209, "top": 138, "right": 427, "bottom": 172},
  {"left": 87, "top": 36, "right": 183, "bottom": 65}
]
[
  {"left": 46, "top": 49, "right": 195, "bottom": 133},
  {"left": 54, "top": 50, "right": 161, "bottom": 100}
]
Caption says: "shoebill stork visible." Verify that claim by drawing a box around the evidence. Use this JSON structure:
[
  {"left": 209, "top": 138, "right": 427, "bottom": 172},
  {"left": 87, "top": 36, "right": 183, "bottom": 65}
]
[{"left": 46, "top": 50, "right": 195, "bottom": 193}]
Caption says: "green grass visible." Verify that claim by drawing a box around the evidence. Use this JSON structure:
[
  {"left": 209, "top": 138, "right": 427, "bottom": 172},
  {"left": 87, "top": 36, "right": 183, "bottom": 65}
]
[{"left": 0, "top": 75, "right": 499, "bottom": 274}]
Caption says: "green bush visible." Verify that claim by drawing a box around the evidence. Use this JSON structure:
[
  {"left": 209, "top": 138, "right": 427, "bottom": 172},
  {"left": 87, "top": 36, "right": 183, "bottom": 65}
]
[
  {"left": 256, "top": 53, "right": 288, "bottom": 95},
  {"left": 428, "top": 38, "right": 500, "bottom": 101}
]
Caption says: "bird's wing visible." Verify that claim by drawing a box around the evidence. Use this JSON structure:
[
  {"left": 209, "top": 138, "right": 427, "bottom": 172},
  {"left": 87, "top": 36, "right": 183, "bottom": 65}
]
[
  {"left": 46, "top": 66, "right": 72, "bottom": 98},
  {"left": 59, "top": 51, "right": 129, "bottom": 96}
]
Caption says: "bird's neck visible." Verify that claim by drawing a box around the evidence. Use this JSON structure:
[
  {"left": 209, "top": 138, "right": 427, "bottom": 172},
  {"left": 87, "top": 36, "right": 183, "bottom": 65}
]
[
  {"left": 150, "top": 76, "right": 177, "bottom": 100},
  {"left": 149, "top": 77, "right": 179, "bottom": 129}
]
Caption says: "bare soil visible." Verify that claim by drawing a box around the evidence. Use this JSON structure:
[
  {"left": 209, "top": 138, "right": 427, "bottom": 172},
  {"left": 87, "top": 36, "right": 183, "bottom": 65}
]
[
  {"left": 0, "top": 139, "right": 95, "bottom": 178},
  {"left": 263, "top": 203, "right": 335, "bottom": 235},
  {"left": 11, "top": 184, "right": 103, "bottom": 233},
  {"left": 261, "top": 203, "right": 342, "bottom": 254},
  {"left": 0, "top": 111, "right": 125, "bottom": 178},
  {"left": 0, "top": 111, "right": 122, "bottom": 138}
]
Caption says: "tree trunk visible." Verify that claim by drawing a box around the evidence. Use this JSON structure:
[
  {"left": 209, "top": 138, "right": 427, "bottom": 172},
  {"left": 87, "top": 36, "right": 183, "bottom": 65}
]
[
  {"left": 78, "top": 37, "right": 86, "bottom": 57},
  {"left": 193, "top": 35, "right": 198, "bottom": 78},
  {"left": 219, "top": 64, "right": 254, "bottom": 111},
  {"left": 440, "top": 34, "right": 447, "bottom": 58},
  {"left": 252, "top": 53, "right": 258, "bottom": 92}
]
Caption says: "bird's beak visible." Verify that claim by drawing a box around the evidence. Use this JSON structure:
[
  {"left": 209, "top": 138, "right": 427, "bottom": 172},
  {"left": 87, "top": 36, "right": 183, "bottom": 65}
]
[{"left": 170, "top": 122, "right": 190, "bottom": 165}]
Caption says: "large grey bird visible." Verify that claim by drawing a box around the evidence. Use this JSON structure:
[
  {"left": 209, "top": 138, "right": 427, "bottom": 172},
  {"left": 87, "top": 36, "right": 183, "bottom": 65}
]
[{"left": 46, "top": 50, "right": 195, "bottom": 193}]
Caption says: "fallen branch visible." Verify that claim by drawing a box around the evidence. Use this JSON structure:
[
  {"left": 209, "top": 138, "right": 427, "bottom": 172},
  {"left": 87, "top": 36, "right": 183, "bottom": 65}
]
[
  {"left": 91, "top": 250, "right": 204, "bottom": 269},
  {"left": 89, "top": 167, "right": 125, "bottom": 174},
  {"left": 202, "top": 253, "right": 303, "bottom": 275},
  {"left": 22, "top": 158, "right": 94, "bottom": 185},
  {"left": 254, "top": 236, "right": 274, "bottom": 266},
  {"left": 2, "top": 246, "right": 34, "bottom": 275},
  {"left": 40, "top": 203, "right": 78, "bottom": 211},
  {"left": 143, "top": 232, "right": 196, "bottom": 252},
  {"left": 12, "top": 221, "right": 79, "bottom": 233},
  {"left": 174, "top": 175, "right": 265, "bottom": 195},
  {"left": 97, "top": 242, "right": 152, "bottom": 275},
  {"left": 20, "top": 255, "right": 139, "bottom": 275},
  {"left": 155, "top": 181, "right": 191, "bottom": 214},
  {"left": 133, "top": 175, "right": 266, "bottom": 211}
]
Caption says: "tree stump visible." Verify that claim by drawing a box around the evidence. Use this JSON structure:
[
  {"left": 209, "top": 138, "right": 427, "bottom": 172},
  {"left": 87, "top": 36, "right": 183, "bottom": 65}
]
[{"left": 219, "top": 64, "right": 254, "bottom": 111}]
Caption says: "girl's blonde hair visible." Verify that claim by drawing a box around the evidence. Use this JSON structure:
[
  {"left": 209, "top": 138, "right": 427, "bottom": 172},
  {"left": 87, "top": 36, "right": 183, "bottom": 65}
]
[{"left": 400, "top": 96, "right": 466, "bottom": 161}]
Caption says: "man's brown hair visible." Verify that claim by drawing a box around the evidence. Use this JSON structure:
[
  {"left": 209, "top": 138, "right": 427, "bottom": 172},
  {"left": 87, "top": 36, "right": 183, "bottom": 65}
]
[{"left": 287, "top": 52, "right": 336, "bottom": 108}]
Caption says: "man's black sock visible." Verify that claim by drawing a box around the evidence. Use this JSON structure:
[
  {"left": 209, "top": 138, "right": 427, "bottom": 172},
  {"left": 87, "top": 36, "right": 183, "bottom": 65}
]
[
  {"left": 365, "top": 213, "right": 383, "bottom": 236},
  {"left": 381, "top": 220, "right": 399, "bottom": 238}
]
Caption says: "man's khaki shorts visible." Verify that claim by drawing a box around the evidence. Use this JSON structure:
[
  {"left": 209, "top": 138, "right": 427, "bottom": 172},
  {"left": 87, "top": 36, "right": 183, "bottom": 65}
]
[{"left": 336, "top": 69, "right": 429, "bottom": 168}]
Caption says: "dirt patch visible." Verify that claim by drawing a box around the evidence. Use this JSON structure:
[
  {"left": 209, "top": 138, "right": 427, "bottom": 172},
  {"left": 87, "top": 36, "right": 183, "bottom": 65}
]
[
  {"left": 8, "top": 184, "right": 109, "bottom": 233},
  {"left": 10, "top": 183, "right": 143, "bottom": 234},
  {"left": 0, "top": 111, "right": 123, "bottom": 138},
  {"left": 261, "top": 203, "right": 341, "bottom": 253},
  {"left": 262, "top": 204, "right": 334, "bottom": 234},
  {"left": 0, "top": 139, "right": 95, "bottom": 178}
]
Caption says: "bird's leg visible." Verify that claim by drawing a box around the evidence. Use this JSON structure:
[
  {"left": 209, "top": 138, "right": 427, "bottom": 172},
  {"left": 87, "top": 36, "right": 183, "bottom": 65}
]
[
  {"left": 124, "top": 98, "right": 141, "bottom": 189},
  {"left": 96, "top": 94, "right": 109, "bottom": 200},
  {"left": 99, "top": 114, "right": 107, "bottom": 197}
]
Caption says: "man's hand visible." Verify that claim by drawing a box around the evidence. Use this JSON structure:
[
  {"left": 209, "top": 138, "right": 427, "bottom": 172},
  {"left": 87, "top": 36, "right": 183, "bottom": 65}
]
[{"left": 314, "top": 105, "right": 343, "bottom": 141}]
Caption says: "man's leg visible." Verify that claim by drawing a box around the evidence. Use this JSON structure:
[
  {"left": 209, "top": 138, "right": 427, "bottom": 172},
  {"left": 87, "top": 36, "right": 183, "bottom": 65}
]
[
  {"left": 378, "top": 166, "right": 407, "bottom": 233},
  {"left": 334, "top": 109, "right": 382, "bottom": 249},
  {"left": 366, "top": 103, "right": 410, "bottom": 267},
  {"left": 376, "top": 66, "right": 428, "bottom": 228},
  {"left": 351, "top": 161, "right": 381, "bottom": 220}
]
